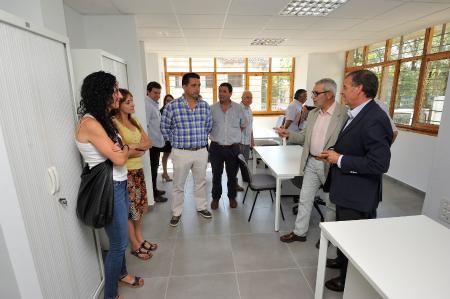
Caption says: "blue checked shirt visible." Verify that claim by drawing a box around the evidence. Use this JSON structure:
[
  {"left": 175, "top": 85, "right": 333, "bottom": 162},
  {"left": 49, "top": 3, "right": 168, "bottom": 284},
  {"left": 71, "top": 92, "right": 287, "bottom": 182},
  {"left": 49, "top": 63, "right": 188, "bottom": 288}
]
[{"left": 160, "top": 96, "right": 212, "bottom": 149}]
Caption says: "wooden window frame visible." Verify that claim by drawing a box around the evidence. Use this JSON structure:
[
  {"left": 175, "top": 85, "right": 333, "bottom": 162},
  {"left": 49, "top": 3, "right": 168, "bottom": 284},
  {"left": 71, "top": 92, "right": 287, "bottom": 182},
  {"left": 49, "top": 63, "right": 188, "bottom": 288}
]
[
  {"left": 344, "top": 24, "right": 450, "bottom": 136},
  {"left": 163, "top": 57, "right": 296, "bottom": 115}
]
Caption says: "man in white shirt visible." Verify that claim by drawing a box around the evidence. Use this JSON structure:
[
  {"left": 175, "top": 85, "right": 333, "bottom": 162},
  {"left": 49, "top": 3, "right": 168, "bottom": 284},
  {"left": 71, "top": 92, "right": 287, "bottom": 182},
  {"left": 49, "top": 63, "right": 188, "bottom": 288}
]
[
  {"left": 237, "top": 91, "right": 255, "bottom": 191},
  {"left": 145, "top": 81, "right": 167, "bottom": 203},
  {"left": 284, "top": 89, "right": 307, "bottom": 132}
]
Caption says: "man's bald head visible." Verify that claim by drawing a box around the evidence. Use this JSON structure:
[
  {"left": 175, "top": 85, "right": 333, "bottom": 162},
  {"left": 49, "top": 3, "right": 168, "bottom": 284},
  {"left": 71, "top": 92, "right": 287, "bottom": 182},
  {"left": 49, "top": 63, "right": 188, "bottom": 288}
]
[{"left": 241, "top": 90, "right": 253, "bottom": 107}]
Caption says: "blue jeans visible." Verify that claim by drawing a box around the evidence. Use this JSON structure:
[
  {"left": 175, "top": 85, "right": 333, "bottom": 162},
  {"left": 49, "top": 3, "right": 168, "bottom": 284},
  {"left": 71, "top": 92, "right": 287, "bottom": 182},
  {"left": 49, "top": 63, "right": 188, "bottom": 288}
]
[{"left": 104, "top": 180, "right": 129, "bottom": 299}]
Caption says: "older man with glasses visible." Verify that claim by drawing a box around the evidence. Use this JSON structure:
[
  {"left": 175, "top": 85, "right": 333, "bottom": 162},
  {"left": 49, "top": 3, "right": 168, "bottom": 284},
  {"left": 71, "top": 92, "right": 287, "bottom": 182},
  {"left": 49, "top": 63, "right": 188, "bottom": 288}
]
[{"left": 275, "top": 78, "right": 348, "bottom": 244}]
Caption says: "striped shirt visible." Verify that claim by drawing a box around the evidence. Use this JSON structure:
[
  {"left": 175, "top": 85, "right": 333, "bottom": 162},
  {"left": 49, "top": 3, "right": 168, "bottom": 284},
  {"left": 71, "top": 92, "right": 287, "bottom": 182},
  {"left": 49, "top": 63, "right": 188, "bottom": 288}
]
[{"left": 160, "top": 96, "right": 212, "bottom": 149}]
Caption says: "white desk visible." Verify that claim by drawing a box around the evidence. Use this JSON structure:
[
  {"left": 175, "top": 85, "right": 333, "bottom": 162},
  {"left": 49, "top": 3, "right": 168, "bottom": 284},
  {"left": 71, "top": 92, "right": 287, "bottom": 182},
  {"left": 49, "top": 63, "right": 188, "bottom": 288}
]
[
  {"left": 253, "top": 127, "right": 280, "bottom": 140},
  {"left": 253, "top": 145, "right": 302, "bottom": 231},
  {"left": 315, "top": 215, "right": 450, "bottom": 299}
]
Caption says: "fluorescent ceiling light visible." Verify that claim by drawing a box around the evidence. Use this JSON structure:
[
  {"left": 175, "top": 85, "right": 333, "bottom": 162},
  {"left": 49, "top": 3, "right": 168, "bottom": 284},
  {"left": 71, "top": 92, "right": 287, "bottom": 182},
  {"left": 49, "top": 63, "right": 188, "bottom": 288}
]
[
  {"left": 280, "top": 0, "right": 348, "bottom": 16},
  {"left": 251, "top": 38, "right": 286, "bottom": 46}
]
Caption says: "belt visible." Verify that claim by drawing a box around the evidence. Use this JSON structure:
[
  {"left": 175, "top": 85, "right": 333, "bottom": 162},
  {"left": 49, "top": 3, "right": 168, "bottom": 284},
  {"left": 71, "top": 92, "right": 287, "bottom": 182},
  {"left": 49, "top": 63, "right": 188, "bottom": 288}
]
[
  {"left": 177, "top": 146, "right": 206, "bottom": 151},
  {"left": 211, "top": 142, "right": 239, "bottom": 148}
]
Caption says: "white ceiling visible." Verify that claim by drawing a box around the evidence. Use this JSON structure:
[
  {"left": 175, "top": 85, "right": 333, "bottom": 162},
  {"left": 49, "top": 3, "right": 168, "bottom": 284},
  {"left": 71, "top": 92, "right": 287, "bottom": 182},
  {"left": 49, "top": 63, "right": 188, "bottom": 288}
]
[{"left": 64, "top": 0, "right": 450, "bottom": 56}]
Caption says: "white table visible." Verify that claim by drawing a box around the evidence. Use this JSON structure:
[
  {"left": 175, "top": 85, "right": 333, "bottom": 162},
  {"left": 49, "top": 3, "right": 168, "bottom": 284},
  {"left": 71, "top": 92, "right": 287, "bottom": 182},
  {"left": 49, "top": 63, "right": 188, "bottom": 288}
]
[
  {"left": 315, "top": 215, "right": 450, "bottom": 299},
  {"left": 253, "top": 127, "right": 280, "bottom": 140},
  {"left": 253, "top": 145, "right": 302, "bottom": 231}
]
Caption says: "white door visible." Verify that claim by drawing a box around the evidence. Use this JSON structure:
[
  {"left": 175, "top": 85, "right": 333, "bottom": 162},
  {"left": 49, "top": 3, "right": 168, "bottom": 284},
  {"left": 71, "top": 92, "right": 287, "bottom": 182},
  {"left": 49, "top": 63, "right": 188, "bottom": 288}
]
[
  {"left": 0, "top": 21, "right": 101, "bottom": 298},
  {"left": 30, "top": 32, "right": 103, "bottom": 298}
]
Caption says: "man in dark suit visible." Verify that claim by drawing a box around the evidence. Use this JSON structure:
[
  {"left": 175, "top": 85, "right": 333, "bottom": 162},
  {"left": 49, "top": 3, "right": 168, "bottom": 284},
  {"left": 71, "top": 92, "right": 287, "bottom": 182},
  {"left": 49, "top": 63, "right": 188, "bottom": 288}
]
[{"left": 320, "top": 69, "right": 393, "bottom": 292}]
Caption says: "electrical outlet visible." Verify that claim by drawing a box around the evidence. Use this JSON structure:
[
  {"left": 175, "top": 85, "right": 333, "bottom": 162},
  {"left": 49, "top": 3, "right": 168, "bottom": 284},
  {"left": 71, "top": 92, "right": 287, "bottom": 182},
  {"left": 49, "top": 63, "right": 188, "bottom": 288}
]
[{"left": 440, "top": 198, "right": 450, "bottom": 224}]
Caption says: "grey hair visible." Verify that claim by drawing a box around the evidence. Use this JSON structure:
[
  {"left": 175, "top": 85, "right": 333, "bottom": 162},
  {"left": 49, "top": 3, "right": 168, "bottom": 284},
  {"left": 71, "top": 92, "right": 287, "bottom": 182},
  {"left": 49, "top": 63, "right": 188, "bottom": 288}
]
[{"left": 315, "top": 78, "right": 337, "bottom": 96}]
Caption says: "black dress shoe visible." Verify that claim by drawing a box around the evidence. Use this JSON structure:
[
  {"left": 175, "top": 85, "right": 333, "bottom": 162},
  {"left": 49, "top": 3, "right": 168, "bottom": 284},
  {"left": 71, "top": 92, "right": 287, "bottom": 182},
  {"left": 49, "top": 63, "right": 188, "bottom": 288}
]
[
  {"left": 325, "top": 276, "right": 345, "bottom": 292},
  {"left": 154, "top": 195, "right": 168, "bottom": 203},
  {"left": 156, "top": 190, "right": 166, "bottom": 196},
  {"left": 326, "top": 258, "right": 342, "bottom": 269}
]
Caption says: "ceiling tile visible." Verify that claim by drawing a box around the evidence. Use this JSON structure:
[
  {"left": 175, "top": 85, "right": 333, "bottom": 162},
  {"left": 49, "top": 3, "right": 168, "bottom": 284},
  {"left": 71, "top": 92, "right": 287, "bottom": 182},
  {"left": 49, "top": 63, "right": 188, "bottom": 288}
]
[
  {"left": 376, "top": 2, "right": 450, "bottom": 21},
  {"left": 177, "top": 14, "right": 226, "bottom": 29},
  {"left": 171, "top": 0, "right": 230, "bottom": 14},
  {"left": 228, "top": 0, "right": 290, "bottom": 15},
  {"left": 311, "top": 18, "right": 364, "bottom": 31},
  {"left": 224, "top": 15, "right": 271, "bottom": 29},
  {"left": 328, "top": 0, "right": 404, "bottom": 19},
  {"left": 136, "top": 14, "right": 179, "bottom": 28},
  {"left": 265, "top": 16, "right": 319, "bottom": 29},
  {"left": 138, "top": 28, "right": 183, "bottom": 38},
  {"left": 222, "top": 29, "right": 260, "bottom": 38},
  {"left": 183, "top": 29, "right": 222, "bottom": 38},
  {"left": 111, "top": 0, "right": 173, "bottom": 14},
  {"left": 219, "top": 38, "right": 254, "bottom": 46},
  {"left": 64, "top": 0, "right": 120, "bottom": 14}
]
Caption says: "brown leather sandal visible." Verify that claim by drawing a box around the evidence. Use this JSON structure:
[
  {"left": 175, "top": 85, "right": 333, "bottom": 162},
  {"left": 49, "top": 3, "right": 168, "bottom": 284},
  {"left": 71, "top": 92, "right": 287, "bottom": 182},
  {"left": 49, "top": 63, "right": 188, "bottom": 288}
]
[
  {"left": 130, "top": 246, "right": 152, "bottom": 260},
  {"left": 141, "top": 240, "right": 158, "bottom": 251},
  {"left": 118, "top": 275, "right": 144, "bottom": 288}
]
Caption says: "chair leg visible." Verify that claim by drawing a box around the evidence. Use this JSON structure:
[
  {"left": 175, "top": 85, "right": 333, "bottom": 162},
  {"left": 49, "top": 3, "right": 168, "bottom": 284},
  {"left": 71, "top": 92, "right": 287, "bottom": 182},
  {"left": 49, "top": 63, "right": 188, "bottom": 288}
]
[
  {"left": 313, "top": 200, "right": 325, "bottom": 222},
  {"left": 269, "top": 190, "right": 274, "bottom": 203},
  {"left": 280, "top": 202, "right": 285, "bottom": 221},
  {"left": 243, "top": 185, "right": 249, "bottom": 203},
  {"left": 248, "top": 191, "right": 260, "bottom": 222}
]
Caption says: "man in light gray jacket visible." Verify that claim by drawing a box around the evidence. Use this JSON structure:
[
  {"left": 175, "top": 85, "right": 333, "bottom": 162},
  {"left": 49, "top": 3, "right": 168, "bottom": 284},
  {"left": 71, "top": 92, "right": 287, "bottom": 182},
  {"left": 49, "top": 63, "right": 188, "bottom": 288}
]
[{"left": 275, "top": 78, "right": 348, "bottom": 243}]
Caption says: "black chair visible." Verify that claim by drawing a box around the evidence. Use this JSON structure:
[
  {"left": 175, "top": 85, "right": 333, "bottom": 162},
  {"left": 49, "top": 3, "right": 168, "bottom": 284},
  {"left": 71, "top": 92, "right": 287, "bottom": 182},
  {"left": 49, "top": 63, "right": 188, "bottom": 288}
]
[
  {"left": 290, "top": 176, "right": 326, "bottom": 222},
  {"left": 238, "top": 154, "right": 285, "bottom": 222}
]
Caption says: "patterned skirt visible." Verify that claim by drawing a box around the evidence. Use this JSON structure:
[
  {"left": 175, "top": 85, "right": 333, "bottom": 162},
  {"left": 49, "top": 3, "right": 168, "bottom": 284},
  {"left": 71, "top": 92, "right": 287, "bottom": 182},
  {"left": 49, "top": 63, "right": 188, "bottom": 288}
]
[{"left": 127, "top": 168, "right": 148, "bottom": 220}]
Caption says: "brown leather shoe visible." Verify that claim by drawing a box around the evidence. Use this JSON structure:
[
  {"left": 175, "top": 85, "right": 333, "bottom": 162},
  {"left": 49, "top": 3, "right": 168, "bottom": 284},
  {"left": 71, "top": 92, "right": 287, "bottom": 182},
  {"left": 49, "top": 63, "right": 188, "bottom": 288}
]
[
  {"left": 236, "top": 184, "right": 244, "bottom": 192},
  {"left": 229, "top": 198, "right": 237, "bottom": 208},
  {"left": 211, "top": 198, "right": 219, "bottom": 210},
  {"left": 326, "top": 258, "right": 342, "bottom": 269},
  {"left": 279, "top": 232, "right": 306, "bottom": 243},
  {"left": 325, "top": 276, "right": 345, "bottom": 292}
]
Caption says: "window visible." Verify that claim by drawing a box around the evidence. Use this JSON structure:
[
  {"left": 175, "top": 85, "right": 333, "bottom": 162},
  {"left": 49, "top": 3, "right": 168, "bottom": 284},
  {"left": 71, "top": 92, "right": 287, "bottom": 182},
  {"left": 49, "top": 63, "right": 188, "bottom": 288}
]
[
  {"left": 249, "top": 75, "right": 268, "bottom": 111},
  {"left": 346, "top": 47, "right": 364, "bottom": 67},
  {"left": 367, "top": 42, "right": 385, "bottom": 64},
  {"left": 430, "top": 23, "right": 450, "bottom": 54},
  {"left": 271, "top": 75, "right": 291, "bottom": 111},
  {"left": 216, "top": 57, "right": 245, "bottom": 72},
  {"left": 419, "top": 58, "right": 450, "bottom": 125},
  {"left": 192, "top": 58, "right": 214, "bottom": 72},
  {"left": 345, "top": 22, "right": 450, "bottom": 135},
  {"left": 394, "top": 60, "right": 421, "bottom": 125},
  {"left": 164, "top": 57, "right": 295, "bottom": 114},
  {"left": 166, "top": 57, "right": 189, "bottom": 72}
]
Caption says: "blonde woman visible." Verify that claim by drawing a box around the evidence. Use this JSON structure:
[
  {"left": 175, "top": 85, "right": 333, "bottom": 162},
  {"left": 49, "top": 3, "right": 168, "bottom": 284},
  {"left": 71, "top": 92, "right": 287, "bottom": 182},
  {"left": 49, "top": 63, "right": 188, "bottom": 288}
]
[{"left": 113, "top": 88, "right": 157, "bottom": 260}]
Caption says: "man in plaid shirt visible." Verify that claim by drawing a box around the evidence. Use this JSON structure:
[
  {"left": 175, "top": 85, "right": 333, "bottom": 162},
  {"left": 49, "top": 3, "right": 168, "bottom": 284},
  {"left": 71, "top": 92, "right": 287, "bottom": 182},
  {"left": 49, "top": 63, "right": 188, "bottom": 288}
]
[{"left": 161, "top": 72, "right": 213, "bottom": 227}]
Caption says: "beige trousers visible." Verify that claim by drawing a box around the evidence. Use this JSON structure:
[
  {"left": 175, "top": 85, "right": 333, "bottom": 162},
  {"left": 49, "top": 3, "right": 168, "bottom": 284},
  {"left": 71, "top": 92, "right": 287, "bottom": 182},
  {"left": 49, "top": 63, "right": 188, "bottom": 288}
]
[{"left": 171, "top": 148, "right": 208, "bottom": 216}]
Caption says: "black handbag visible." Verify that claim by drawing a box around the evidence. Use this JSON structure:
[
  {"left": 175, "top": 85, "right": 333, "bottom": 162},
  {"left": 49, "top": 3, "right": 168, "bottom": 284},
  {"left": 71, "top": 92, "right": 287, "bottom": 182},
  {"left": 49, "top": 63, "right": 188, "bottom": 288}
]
[{"left": 76, "top": 160, "right": 114, "bottom": 228}]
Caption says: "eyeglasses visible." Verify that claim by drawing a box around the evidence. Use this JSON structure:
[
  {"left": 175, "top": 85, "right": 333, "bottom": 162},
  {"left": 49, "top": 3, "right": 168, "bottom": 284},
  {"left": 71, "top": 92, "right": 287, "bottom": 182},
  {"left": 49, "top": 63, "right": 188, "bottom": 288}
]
[{"left": 312, "top": 90, "right": 329, "bottom": 97}]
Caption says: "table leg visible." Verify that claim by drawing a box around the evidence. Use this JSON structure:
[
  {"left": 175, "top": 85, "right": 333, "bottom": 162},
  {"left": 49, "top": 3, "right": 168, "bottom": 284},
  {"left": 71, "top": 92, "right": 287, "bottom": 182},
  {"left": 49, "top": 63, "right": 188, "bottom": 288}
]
[
  {"left": 275, "top": 177, "right": 281, "bottom": 231},
  {"left": 252, "top": 149, "right": 257, "bottom": 174},
  {"left": 314, "top": 232, "right": 328, "bottom": 299}
]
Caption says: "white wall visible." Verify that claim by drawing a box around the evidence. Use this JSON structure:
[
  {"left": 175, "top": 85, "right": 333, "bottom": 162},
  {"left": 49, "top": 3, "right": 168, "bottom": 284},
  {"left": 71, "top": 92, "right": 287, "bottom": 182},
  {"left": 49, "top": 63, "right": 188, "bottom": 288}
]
[
  {"left": 294, "top": 54, "right": 309, "bottom": 93},
  {"left": 0, "top": 0, "right": 43, "bottom": 26},
  {"left": 63, "top": 4, "right": 85, "bottom": 48},
  {"left": 40, "top": 0, "right": 66, "bottom": 36},
  {"left": 423, "top": 74, "right": 450, "bottom": 226},
  {"left": 388, "top": 132, "right": 436, "bottom": 192},
  {"left": 305, "top": 52, "right": 345, "bottom": 105}
]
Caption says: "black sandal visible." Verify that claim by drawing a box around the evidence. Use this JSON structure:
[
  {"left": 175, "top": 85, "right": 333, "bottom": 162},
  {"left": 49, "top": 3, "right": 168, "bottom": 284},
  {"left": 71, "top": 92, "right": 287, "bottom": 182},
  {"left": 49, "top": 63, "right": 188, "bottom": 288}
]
[
  {"left": 141, "top": 240, "right": 158, "bottom": 251},
  {"left": 118, "top": 275, "right": 144, "bottom": 288},
  {"left": 130, "top": 246, "right": 152, "bottom": 260}
]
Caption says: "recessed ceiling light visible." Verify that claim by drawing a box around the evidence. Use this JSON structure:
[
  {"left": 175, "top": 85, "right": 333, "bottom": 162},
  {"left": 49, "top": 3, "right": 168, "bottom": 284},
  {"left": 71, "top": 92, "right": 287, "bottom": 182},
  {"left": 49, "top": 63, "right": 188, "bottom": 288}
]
[
  {"left": 280, "top": 0, "right": 348, "bottom": 16},
  {"left": 250, "top": 38, "right": 286, "bottom": 46}
]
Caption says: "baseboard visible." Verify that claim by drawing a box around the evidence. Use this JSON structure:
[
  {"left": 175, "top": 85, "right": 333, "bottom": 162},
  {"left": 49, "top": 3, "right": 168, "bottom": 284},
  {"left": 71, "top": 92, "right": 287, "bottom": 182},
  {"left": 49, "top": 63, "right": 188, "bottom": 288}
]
[{"left": 383, "top": 174, "right": 426, "bottom": 196}]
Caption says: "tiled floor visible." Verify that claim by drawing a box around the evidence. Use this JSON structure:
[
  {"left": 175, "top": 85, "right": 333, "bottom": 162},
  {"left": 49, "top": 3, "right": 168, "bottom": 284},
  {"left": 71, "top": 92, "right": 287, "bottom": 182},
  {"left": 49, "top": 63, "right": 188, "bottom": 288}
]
[{"left": 119, "top": 163, "right": 424, "bottom": 299}]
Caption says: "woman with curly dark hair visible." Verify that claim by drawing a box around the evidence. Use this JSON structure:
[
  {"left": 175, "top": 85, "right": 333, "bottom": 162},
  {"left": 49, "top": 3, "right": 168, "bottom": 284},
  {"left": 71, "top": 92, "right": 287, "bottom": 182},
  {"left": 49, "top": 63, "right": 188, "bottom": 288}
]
[
  {"left": 160, "top": 94, "right": 174, "bottom": 182},
  {"left": 75, "top": 71, "right": 144, "bottom": 299}
]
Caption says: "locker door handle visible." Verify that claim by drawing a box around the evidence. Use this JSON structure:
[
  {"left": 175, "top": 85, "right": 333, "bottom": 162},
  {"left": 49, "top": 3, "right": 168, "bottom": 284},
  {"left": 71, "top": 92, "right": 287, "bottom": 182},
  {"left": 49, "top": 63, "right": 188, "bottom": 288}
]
[{"left": 47, "top": 166, "right": 60, "bottom": 194}]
